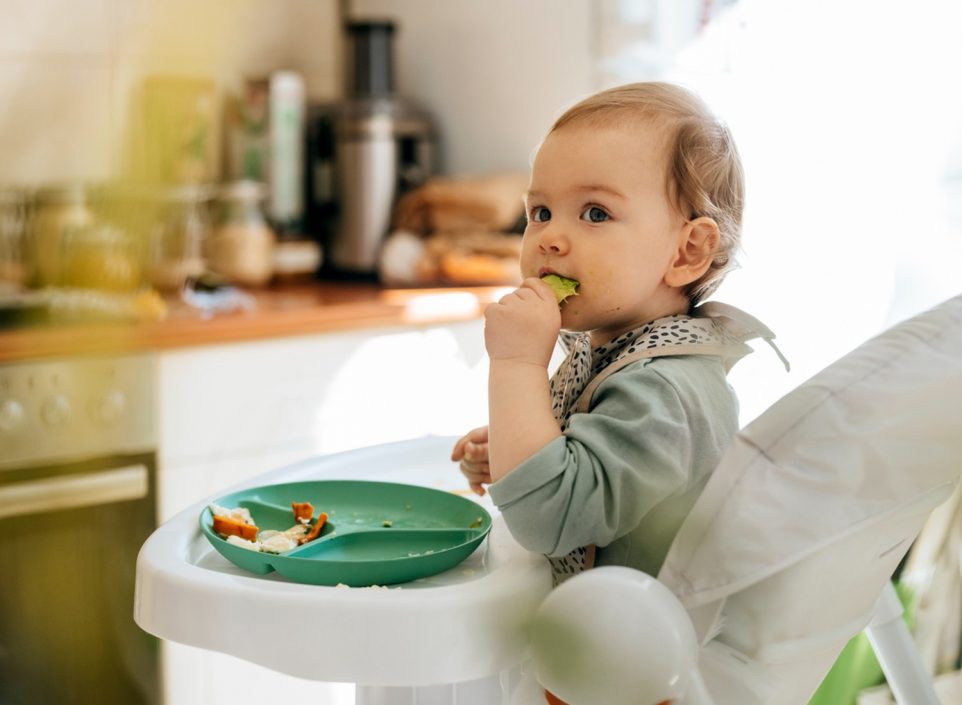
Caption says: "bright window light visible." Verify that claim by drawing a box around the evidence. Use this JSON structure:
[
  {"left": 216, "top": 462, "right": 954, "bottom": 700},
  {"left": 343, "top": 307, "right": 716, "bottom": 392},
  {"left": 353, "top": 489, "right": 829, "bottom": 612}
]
[{"left": 602, "top": 0, "right": 962, "bottom": 423}]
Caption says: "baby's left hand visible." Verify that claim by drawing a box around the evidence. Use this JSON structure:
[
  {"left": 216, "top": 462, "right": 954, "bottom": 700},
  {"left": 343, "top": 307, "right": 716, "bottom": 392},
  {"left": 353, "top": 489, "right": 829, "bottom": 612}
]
[
  {"left": 484, "top": 278, "right": 561, "bottom": 368},
  {"left": 451, "top": 425, "right": 491, "bottom": 496}
]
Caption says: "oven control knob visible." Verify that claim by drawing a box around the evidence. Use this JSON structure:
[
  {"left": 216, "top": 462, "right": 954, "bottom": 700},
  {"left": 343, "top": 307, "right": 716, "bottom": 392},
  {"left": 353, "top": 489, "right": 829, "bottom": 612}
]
[
  {"left": 41, "top": 394, "right": 71, "bottom": 429},
  {"left": 0, "top": 399, "right": 24, "bottom": 433},
  {"left": 92, "top": 389, "right": 126, "bottom": 426}
]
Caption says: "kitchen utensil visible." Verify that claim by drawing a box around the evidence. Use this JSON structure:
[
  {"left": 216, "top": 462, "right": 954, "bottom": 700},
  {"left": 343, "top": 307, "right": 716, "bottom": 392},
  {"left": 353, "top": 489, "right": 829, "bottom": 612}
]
[
  {"left": 200, "top": 479, "right": 491, "bottom": 586},
  {"left": 308, "top": 21, "right": 437, "bottom": 276}
]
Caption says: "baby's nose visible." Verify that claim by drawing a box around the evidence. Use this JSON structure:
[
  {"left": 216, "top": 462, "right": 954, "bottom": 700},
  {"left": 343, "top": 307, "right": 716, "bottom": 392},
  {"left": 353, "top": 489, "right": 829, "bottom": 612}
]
[{"left": 538, "top": 228, "right": 569, "bottom": 254}]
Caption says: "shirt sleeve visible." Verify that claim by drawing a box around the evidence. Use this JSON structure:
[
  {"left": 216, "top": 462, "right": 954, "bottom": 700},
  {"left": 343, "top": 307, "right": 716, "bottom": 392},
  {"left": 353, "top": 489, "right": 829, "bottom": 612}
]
[{"left": 487, "top": 361, "right": 695, "bottom": 556}]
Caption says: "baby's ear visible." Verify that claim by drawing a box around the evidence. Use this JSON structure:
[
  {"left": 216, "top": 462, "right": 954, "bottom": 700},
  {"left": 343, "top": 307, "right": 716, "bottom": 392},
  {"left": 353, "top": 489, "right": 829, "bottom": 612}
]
[{"left": 665, "top": 217, "right": 720, "bottom": 288}]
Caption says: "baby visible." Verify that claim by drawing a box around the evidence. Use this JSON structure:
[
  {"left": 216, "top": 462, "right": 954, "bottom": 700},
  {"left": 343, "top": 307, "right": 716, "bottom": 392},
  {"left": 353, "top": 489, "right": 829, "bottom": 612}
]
[{"left": 452, "top": 82, "right": 786, "bottom": 584}]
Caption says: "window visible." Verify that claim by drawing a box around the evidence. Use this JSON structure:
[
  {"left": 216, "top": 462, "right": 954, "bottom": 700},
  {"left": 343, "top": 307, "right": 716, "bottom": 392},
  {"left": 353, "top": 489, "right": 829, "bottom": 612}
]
[{"left": 599, "top": 0, "right": 962, "bottom": 423}]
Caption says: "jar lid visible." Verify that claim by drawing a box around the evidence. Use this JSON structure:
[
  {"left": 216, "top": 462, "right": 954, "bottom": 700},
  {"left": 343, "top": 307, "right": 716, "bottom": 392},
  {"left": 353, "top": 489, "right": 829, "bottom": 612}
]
[{"left": 217, "top": 180, "right": 268, "bottom": 202}]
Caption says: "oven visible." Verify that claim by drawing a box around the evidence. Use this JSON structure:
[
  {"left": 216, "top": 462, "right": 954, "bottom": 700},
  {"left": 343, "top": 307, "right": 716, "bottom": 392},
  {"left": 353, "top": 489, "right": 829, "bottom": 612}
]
[{"left": 0, "top": 354, "right": 159, "bottom": 705}]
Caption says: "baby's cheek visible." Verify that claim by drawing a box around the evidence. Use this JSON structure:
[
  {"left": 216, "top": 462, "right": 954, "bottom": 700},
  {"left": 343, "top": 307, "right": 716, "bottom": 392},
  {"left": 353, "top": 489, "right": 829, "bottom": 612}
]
[{"left": 560, "top": 299, "right": 586, "bottom": 329}]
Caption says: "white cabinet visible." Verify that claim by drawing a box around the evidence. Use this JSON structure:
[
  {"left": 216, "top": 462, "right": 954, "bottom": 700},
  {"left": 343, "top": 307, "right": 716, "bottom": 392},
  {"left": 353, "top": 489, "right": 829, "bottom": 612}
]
[
  {"left": 155, "top": 319, "right": 489, "bottom": 705},
  {"left": 156, "top": 319, "right": 488, "bottom": 521}
]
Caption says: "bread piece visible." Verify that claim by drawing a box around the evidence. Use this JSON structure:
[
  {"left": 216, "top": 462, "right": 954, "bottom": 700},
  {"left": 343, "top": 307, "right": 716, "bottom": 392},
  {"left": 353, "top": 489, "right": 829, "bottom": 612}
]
[{"left": 394, "top": 173, "right": 528, "bottom": 234}]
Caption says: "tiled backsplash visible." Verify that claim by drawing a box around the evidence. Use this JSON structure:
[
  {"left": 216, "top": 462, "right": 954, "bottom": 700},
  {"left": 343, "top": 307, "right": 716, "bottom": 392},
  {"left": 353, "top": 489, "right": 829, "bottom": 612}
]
[{"left": 0, "top": 0, "right": 340, "bottom": 184}]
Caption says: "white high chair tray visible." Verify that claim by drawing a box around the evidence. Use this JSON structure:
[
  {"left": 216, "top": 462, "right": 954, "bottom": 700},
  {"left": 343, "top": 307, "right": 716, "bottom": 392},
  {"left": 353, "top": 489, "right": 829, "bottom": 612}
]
[{"left": 135, "top": 436, "right": 552, "bottom": 687}]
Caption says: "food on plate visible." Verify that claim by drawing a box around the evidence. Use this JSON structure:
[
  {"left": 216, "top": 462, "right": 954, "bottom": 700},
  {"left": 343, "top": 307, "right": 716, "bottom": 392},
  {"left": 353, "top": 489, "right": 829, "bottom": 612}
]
[
  {"left": 541, "top": 274, "right": 580, "bottom": 304},
  {"left": 210, "top": 500, "right": 327, "bottom": 554},
  {"left": 211, "top": 507, "right": 257, "bottom": 541},
  {"left": 300, "top": 512, "right": 328, "bottom": 544},
  {"left": 209, "top": 503, "right": 255, "bottom": 525},
  {"left": 257, "top": 525, "right": 308, "bottom": 553},
  {"left": 291, "top": 501, "right": 314, "bottom": 524},
  {"left": 226, "top": 535, "right": 262, "bottom": 551}
]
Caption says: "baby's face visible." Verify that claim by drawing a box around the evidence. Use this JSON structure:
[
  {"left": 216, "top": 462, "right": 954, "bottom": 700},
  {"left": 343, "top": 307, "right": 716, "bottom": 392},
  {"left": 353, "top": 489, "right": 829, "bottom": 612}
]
[{"left": 521, "top": 121, "right": 689, "bottom": 344}]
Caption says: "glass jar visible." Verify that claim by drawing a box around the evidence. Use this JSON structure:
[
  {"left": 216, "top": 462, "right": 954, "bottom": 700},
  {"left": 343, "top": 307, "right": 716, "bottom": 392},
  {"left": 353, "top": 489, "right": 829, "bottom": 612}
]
[
  {"left": 0, "top": 187, "right": 29, "bottom": 288},
  {"left": 149, "top": 184, "right": 212, "bottom": 290},
  {"left": 60, "top": 223, "right": 142, "bottom": 292},
  {"left": 207, "top": 180, "right": 275, "bottom": 286},
  {"left": 29, "top": 184, "right": 95, "bottom": 287}
]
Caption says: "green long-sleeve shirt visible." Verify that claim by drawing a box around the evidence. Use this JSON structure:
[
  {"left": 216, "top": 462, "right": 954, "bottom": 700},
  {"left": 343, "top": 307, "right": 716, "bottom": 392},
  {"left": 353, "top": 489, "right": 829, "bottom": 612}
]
[{"left": 487, "top": 354, "right": 739, "bottom": 577}]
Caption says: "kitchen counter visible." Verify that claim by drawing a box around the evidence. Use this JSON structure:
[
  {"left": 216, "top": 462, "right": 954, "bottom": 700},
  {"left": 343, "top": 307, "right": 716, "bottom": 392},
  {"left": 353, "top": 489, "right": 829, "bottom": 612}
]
[{"left": 0, "top": 282, "right": 508, "bottom": 363}]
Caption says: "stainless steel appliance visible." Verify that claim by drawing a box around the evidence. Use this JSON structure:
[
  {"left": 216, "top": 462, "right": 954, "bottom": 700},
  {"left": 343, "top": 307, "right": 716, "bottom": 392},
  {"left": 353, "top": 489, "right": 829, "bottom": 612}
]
[
  {"left": 0, "top": 354, "right": 158, "bottom": 705},
  {"left": 307, "top": 21, "right": 437, "bottom": 276}
]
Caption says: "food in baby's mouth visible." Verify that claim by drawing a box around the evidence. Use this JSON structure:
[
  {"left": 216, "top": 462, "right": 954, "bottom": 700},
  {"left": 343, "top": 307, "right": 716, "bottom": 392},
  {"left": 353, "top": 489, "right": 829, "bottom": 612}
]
[{"left": 541, "top": 274, "right": 580, "bottom": 304}]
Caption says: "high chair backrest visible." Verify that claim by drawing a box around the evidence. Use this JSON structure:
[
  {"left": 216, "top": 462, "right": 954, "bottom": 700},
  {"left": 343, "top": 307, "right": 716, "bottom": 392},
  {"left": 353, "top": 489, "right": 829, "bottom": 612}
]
[{"left": 658, "top": 293, "right": 962, "bottom": 705}]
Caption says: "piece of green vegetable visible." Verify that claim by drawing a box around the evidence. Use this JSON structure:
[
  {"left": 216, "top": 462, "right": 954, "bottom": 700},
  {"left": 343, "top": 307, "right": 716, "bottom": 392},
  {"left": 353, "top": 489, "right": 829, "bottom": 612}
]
[{"left": 541, "top": 274, "right": 580, "bottom": 304}]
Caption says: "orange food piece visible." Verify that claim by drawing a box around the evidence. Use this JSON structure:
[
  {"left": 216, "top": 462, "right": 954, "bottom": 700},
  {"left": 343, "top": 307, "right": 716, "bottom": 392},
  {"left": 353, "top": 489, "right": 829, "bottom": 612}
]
[
  {"left": 299, "top": 512, "right": 328, "bottom": 545},
  {"left": 212, "top": 515, "right": 258, "bottom": 541},
  {"left": 291, "top": 501, "right": 314, "bottom": 523}
]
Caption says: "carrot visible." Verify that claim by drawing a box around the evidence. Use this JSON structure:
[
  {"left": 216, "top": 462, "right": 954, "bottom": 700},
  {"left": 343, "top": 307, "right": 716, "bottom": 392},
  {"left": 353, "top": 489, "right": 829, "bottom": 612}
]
[
  {"left": 291, "top": 501, "right": 314, "bottom": 524},
  {"left": 212, "top": 515, "right": 258, "bottom": 541},
  {"left": 299, "top": 512, "right": 328, "bottom": 545}
]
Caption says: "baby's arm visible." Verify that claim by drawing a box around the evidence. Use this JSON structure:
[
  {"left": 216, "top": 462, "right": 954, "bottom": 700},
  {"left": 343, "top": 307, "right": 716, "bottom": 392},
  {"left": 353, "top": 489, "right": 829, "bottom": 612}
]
[
  {"left": 484, "top": 278, "right": 562, "bottom": 482},
  {"left": 488, "top": 363, "right": 699, "bottom": 557}
]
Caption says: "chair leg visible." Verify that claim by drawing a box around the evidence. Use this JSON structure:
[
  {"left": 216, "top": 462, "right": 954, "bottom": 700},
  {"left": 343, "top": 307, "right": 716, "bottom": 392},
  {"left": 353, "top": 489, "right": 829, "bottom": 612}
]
[{"left": 864, "top": 582, "right": 941, "bottom": 705}]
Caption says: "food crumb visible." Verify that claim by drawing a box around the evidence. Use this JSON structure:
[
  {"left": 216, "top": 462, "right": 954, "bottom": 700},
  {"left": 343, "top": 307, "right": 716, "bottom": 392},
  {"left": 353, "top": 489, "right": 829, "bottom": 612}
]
[
  {"left": 382, "top": 520, "right": 393, "bottom": 527},
  {"left": 462, "top": 568, "right": 476, "bottom": 576},
  {"left": 226, "top": 535, "right": 260, "bottom": 552}
]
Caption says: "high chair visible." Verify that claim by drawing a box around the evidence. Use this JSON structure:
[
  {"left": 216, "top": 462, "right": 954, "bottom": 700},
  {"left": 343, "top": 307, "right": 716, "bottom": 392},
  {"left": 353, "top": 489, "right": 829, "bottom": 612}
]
[
  {"left": 134, "top": 295, "right": 961, "bottom": 705},
  {"left": 531, "top": 293, "right": 962, "bottom": 705}
]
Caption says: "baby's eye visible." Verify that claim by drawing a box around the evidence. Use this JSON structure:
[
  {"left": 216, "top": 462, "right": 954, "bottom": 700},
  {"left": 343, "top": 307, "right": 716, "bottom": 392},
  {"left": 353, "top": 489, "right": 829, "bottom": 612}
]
[
  {"left": 530, "top": 206, "right": 551, "bottom": 223},
  {"left": 581, "top": 206, "right": 610, "bottom": 223}
]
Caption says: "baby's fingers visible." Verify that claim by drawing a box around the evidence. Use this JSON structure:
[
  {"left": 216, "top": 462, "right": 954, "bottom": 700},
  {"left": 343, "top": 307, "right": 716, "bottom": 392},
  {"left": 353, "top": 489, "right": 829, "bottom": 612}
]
[
  {"left": 459, "top": 459, "right": 491, "bottom": 496},
  {"left": 450, "top": 426, "right": 489, "bottom": 461},
  {"left": 463, "top": 441, "right": 488, "bottom": 463}
]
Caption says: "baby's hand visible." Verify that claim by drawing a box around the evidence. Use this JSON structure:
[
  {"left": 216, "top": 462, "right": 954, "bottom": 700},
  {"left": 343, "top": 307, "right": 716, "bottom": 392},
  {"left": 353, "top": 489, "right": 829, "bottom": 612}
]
[
  {"left": 451, "top": 426, "right": 491, "bottom": 496},
  {"left": 484, "top": 278, "right": 561, "bottom": 368}
]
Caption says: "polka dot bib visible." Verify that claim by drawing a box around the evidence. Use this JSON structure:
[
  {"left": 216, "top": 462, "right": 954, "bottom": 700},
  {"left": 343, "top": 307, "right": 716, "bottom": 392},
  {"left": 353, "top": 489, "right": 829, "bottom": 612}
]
[{"left": 546, "top": 301, "right": 789, "bottom": 584}]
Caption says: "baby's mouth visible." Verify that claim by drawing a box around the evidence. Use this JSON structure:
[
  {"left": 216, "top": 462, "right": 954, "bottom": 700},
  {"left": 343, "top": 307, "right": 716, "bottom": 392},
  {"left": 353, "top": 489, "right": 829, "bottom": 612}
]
[{"left": 538, "top": 266, "right": 570, "bottom": 279}]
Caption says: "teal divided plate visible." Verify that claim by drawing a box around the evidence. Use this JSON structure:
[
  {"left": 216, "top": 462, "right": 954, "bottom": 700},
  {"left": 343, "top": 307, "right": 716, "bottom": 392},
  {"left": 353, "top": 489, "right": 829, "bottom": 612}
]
[{"left": 200, "top": 480, "right": 492, "bottom": 586}]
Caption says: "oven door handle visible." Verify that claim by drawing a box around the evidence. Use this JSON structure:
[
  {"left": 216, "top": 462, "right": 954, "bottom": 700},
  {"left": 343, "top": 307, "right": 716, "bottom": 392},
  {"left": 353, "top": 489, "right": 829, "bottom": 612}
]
[{"left": 0, "top": 464, "right": 149, "bottom": 519}]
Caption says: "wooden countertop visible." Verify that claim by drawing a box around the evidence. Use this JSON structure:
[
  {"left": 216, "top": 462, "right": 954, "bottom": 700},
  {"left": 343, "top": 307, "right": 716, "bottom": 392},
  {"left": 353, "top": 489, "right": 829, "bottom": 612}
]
[{"left": 0, "top": 282, "right": 509, "bottom": 363}]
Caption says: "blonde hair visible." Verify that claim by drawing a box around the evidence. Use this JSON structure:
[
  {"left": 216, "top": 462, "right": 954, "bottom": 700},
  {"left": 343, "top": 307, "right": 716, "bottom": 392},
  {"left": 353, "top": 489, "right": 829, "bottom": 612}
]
[{"left": 550, "top": 82, "right": 744, "bottom": 305}]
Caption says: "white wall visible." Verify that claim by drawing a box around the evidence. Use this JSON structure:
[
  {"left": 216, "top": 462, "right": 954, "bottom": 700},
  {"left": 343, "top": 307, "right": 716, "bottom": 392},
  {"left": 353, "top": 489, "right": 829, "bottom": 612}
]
[
  {"left": 1, "top": 0, "right": 600, "bottom": 183},
  {"left": 0, "top": 0, "right": 341, "bottom": 184},
  {"left": 349, "top": 0, "right": 598, "bottom": 176}
]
